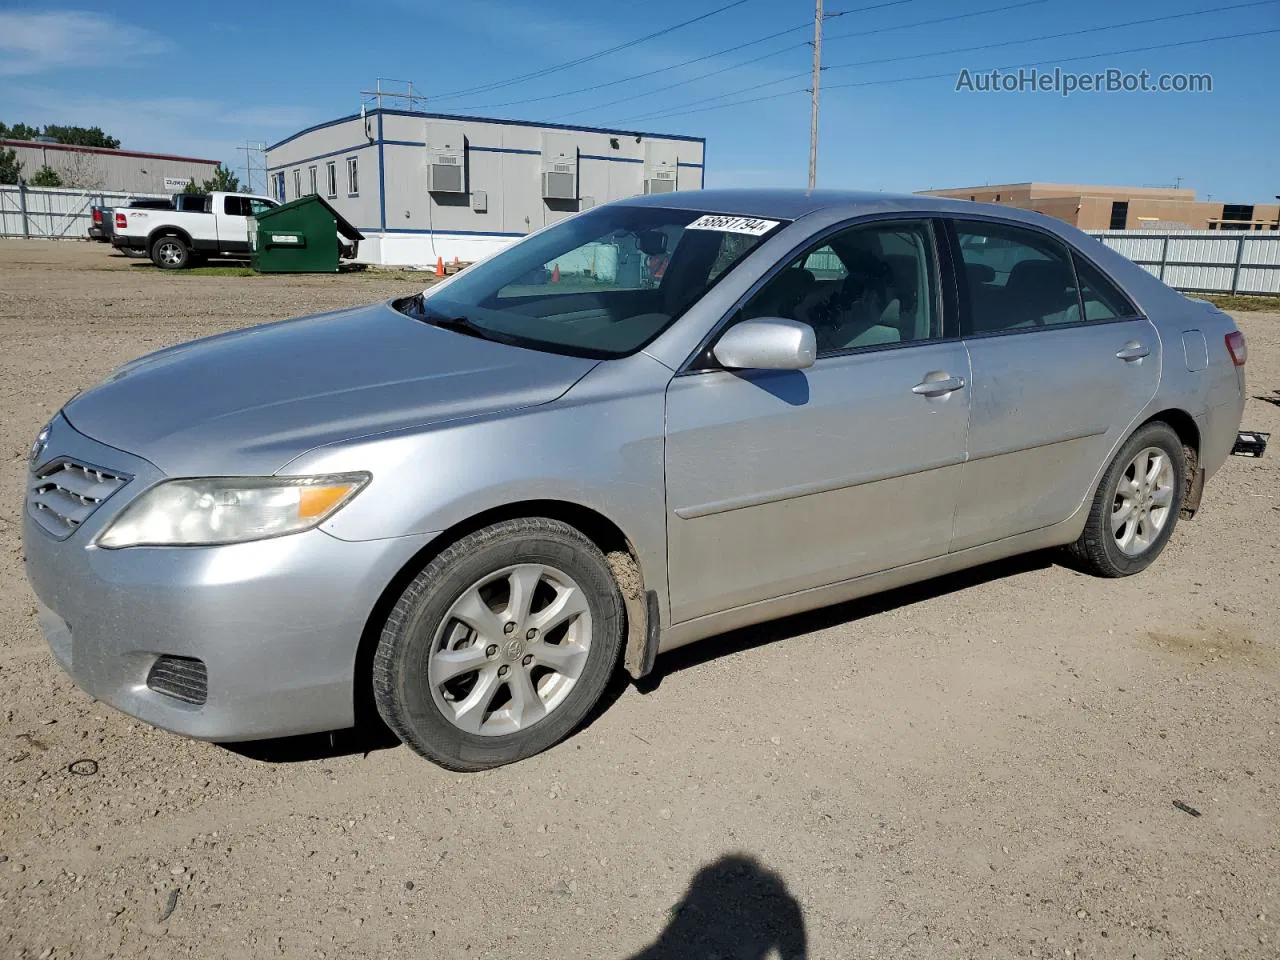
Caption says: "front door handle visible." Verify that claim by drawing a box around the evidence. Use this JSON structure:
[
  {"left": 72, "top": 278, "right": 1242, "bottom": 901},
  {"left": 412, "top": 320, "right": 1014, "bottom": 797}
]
[
  {"left": 912, "top": 374, "right": 966, "bottom": 397},
  {"left": 1116, "top": 341, "right": 1150, "bottom": 362}
]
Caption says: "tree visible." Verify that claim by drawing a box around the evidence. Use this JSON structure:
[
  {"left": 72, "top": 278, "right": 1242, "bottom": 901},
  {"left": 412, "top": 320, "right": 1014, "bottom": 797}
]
[
  {"left": 1, "top": 122, "right": 121, "bottom": 148},
  {"left": 59, "top": 150, "right": 106, "bottom": 190},
  {"left": 28, "top": 164, "right": 63, "bottom": 187},
  {"left": 0, "top": 147, "right": 21, "bottom": 185},
  {"left": 198, "top": 163, "right": 243, "bottom": 193},
  {"left": 41, "top": 125, "right": 120, "bottom": 149},
  {"left": 0, "top": 122, "right": 41, "bottom": 141},
  {"left": 182, "top": 180, "right": 202, "bottom": 194}
]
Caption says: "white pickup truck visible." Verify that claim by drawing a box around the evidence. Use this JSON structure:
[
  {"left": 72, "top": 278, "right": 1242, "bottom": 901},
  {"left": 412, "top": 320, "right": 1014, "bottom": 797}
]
[{"left": 112, "top": 191, "right": 278, "bottom": 269}]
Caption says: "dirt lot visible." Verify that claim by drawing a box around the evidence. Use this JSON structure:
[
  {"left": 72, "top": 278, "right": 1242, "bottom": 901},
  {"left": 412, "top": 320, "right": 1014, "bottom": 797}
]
[{"left": 1, "top": 239, "right": 1277, "bottom": 959}]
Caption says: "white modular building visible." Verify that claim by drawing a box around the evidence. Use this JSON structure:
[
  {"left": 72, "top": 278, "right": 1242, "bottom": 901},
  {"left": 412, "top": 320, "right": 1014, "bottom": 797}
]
[{"left": 265, "top": 108, "right": 705, "bottom": 265}]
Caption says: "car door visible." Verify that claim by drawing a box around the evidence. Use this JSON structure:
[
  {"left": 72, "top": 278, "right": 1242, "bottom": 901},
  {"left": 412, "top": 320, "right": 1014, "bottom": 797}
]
[
  {"left": 664, "top": 218, "right": 971, "bottom": 623},
  {"left": 948, "top": 217, "right": 1161, "bottom": 550},
  {"left": 216, "top": 195, "right": 251, "bottom": 252}
]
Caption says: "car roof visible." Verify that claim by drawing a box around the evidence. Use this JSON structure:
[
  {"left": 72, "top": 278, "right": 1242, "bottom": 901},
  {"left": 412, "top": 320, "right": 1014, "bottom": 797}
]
[{"left": 620, "top": 187, "right": 1060, "bottom": 230}]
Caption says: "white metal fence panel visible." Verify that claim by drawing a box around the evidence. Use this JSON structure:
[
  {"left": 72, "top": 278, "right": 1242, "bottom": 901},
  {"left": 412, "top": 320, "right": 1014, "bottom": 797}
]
[
  {"left": 0, "top": 184, "right": 170, "bottom": 239},
  {"left": 1243, "top": 235, "right": 1280, "bottom": 266},
  {"left": 1090, "top": 229, "right": 1280, "bottom": 295}
]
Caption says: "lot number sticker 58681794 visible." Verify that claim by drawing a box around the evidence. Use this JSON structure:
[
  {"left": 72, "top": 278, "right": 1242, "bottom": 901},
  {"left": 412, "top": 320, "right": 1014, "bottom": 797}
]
[{"left": 685, "top": 215, "right": 780, "bottom": 236}]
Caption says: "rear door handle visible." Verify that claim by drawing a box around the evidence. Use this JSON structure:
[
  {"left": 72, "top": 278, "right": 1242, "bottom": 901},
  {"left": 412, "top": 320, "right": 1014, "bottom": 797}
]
[
  {"left": 912, "top": 375, "right": 966, "bottom": 397},
  {"left": 1116, "top": 342, "right": 1150, "bottom": 362}
]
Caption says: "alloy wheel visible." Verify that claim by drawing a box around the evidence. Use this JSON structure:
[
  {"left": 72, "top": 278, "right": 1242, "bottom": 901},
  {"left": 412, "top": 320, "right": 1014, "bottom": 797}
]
[
  {"left": 427, "top": 563, "right": 592, "bottom": 736},
  {"left": 1111, "top": 446, "right": 1175, "bottom": 556}
]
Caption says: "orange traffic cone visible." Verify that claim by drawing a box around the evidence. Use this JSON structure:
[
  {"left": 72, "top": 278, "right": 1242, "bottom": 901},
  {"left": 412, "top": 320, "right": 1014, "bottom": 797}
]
[
  {"left": 551, "top": 263, "right": 561, "bottom": 283},
  {"left": 434, "top": 256, "right": 445, "bottom": 278}
]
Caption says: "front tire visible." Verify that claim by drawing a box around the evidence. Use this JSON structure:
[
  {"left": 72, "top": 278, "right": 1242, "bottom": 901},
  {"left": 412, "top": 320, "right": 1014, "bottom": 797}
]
[
  {"left": 151, "top": 234, "right": 190, "bottom": 269},
  {"left": 1069, "top": 421, "right": 1186, "bottom": 577},
  {"left": 373, "top": 518, "right": 625, "bottom": 771}
]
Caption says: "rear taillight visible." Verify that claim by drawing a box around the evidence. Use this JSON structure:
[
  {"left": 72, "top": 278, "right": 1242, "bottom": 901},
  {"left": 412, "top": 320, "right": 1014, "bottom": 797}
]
[
  {"left": 114, "top": 212, "right": 127, "bottom": 230},
  {"left": 1225, "top": 330, "right": 1247, "bottom": 366},
  {"left": 92, "top": 208, "right": 102, "bottom": 224}
]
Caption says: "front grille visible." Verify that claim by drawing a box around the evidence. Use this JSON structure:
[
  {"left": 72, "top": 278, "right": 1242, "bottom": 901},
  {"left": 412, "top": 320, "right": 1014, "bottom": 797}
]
[
  {"left": 147, "top": 656, "right": 208, "bottom": 705},
  {"left": 27, "top": 459, "right": 129, "bottom": 539}
]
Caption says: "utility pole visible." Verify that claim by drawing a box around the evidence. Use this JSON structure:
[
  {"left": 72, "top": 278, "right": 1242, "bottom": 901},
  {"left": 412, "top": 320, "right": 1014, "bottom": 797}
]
[
  {"left": 237, "top": 141, "right": 266, "bottom": 195},
  {"left": 809, "top": 0, "right": 823, "bottom": 190}
]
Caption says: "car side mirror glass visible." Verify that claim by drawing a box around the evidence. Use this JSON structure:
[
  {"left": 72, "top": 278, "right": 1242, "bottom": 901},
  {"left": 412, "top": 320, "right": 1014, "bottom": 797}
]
[{"left": 712, "top": 318, "right": 816, "bottom": 371}]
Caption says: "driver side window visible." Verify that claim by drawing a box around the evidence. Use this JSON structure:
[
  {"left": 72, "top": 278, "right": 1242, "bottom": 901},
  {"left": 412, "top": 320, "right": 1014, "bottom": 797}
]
[{"left": 741, "top": 220, "right": 940, "bottom": 356}]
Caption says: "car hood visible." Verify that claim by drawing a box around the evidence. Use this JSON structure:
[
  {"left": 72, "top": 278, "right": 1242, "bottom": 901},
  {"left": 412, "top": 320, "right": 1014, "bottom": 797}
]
[{"left": 63, "top": 300, "right": 599, "bottom": 476}]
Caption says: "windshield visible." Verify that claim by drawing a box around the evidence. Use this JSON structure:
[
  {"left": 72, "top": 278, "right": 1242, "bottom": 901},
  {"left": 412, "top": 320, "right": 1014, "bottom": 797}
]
[{"left": 405, "top": 206, "right": 787, "bottom": 358}]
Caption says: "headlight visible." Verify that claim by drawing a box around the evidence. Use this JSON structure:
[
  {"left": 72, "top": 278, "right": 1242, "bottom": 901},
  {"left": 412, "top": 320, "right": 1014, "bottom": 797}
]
[{"left": 97, "top": 474, "right": 370, "bottom": 548}]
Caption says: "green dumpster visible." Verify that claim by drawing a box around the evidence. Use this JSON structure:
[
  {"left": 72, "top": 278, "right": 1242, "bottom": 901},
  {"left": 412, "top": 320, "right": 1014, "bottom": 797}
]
[{"left": 250, "top": 195, "right": 363, "bottom": 273}]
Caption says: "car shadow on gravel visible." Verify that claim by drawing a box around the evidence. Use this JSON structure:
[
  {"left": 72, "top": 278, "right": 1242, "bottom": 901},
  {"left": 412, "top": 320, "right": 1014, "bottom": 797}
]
[
  {"left": 220, "top": 721, "right": 402, "bottom": 764},
  {"left": 637, "top": 550, "right": 1055, "bottom": 693},
  {"left": 627, "top": 853, "right": 807, "bottom": 959}
]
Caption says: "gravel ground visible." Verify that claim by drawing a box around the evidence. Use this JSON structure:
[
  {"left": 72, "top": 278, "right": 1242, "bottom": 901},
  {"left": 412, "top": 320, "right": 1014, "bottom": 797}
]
[{"left": 1, "top": 239, "right": 1277, "bottom": 960}]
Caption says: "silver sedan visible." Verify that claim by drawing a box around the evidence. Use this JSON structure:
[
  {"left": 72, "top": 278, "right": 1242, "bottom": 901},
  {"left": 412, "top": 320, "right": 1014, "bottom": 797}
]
[{"left": 23, "top": 190, "right": 1248, "bottom": 769}]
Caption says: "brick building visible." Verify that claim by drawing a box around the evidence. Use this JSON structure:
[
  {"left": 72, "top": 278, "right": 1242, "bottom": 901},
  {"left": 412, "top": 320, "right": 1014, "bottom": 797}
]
[{"left": 915, "top": 182, "right": 1280, "bottom": 231}]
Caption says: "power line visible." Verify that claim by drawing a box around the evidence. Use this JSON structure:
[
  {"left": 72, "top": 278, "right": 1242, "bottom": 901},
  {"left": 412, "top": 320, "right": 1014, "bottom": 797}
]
[
  {"left": 548, "top": 0, "right": 1040, "bottom": 121},
  {"left": 447, "top": 0, "right": 922, "bottom": 113},
  {"left": 622, "top": 0, "right": 1276, "bottom": 122},
  {"left": 825, "top": 0, "right": 1279, "bottom": 71},
  {"left": 826, "top": 25, "right": 1280, "bottom": 89},
  {"left": 431, "top": 0, "right": 757, "bottom": 101},
  {"left": 554, "top": 43, "right": 806, "bottom": 119},
  {"left": 825, "top": 0, "right": 1050, "bottom": 44},
  {"left": 613, "top": 0, "right": 1058, "bottom": 123},
  {"left": 451, "top": 25, "right": 810, "bottom": 112},
  {"left": 623, "top": 25, "right": 1280, "bottom": 123}
]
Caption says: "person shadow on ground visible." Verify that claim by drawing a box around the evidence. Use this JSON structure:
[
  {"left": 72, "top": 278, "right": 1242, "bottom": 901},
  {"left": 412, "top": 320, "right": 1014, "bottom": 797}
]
[{"left": 626, "top": 854, "right": 807, "bottom": 960}]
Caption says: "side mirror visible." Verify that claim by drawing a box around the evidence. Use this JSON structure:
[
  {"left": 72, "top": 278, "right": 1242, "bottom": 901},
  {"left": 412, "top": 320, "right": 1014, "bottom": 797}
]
[{"left": 713, "top": 318, "right": 816, "bottom": 371}]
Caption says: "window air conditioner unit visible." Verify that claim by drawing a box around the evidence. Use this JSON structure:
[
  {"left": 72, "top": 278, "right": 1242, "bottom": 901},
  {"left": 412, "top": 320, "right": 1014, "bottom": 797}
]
[
  {"left": 644, "top": 142, "right": 682, "bottom": 195},
  {"left": 541, "top": 134, "right": 579, "bottom": 200},
  {"left": 645, "top": 170, "right": 677, "bottom": 194},
  {"left": 429, "top": 155, "right": 466, "bottom": 194},
  {"left": 426, "top": 122, "right": 467, "bottom": 194},
  {"left": 542, "top": 165, "right": 577, "bottom": 200}
]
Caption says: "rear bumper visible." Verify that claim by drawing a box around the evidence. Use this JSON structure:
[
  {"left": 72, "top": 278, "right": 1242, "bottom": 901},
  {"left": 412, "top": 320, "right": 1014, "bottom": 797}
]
[
  {"left": 111, "top": 235, "right": 146, "bottom": 252},
  {"left": 22, "top": 415, "right": 437, "bottom": 741},
  {"left": 1198, "top": 391, "right": 1246, "bottom": 483}
]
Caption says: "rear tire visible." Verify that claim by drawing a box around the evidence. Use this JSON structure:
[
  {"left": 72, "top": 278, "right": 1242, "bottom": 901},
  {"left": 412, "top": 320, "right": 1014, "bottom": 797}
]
[
  {"left": 1068, "top": 421, "right": 1186, "bottom": 577},
  {"left": 151, "top": 235, "right": 190, "bottom": 269},
  {"left": 373, "top": 518, "right": 625, "bottom": 771}
]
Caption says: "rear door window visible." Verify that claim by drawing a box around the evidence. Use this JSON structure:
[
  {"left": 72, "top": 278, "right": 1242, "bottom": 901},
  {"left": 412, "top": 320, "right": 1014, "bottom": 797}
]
[
  {"left": 955, "top": 221, "right": 1081, "bottom": 334},
  {"left": 1073, "top": 253, "right": 1138, "bottom": 321}
]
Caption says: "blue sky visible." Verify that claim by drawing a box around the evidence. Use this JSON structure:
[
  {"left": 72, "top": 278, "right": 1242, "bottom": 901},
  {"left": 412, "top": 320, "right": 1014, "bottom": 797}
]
[{"left": 1, "top": 0, "right": 1276, "bottom": 201}]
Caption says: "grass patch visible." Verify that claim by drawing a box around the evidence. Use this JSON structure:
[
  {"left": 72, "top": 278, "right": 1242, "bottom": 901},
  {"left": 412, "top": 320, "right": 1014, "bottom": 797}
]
[
  {"left": 183, "top": 266, "right": 259, "bottom": 277},
  {"left": 1196, "top": 294, "right": 1280, "bottom": 312}
]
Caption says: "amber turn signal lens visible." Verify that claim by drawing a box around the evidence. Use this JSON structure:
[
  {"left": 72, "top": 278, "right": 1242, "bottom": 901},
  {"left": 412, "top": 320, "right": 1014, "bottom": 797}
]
[{"left": 299, "top": 483, "right": 359, "bottom": 520}]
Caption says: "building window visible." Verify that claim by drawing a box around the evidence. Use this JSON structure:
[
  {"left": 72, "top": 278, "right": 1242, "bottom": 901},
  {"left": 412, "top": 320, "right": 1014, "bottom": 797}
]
[
  {"left": 1220, "top": 204, "right": 1254, "bottom": 230},
  {"left": 292, "top": 169, "right": 301, "bottom": 199},
  {"left": 308, "top": 166, "right": 317, "bottom": 196},
  {"left": 273, "top": 171, "right": 285, "bottom": 202},
  {"left": 1109, "top": 201, "right": 1129, "bottom": 230},
  {"left": 346, "top": 157, "right": 358, "bottom": 196},
  {"left": 326, "top": 161, "right": 337, "bottom": 199}
]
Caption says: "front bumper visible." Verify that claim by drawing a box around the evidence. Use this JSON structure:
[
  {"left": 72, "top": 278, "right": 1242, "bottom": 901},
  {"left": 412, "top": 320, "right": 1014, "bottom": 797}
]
[{"left": 22, "top": 415, "right": 436, "bottom": 741}]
